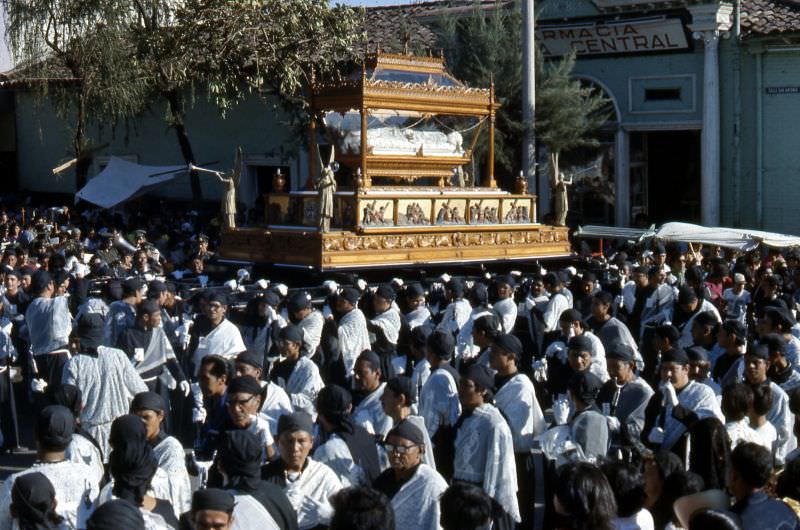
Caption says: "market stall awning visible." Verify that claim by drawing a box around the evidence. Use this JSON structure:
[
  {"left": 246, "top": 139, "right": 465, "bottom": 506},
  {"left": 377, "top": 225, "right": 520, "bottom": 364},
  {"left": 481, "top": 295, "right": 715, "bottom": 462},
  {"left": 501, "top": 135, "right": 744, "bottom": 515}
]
[{"left": 74, "top": 157, "right": 187, "bottom": 209}]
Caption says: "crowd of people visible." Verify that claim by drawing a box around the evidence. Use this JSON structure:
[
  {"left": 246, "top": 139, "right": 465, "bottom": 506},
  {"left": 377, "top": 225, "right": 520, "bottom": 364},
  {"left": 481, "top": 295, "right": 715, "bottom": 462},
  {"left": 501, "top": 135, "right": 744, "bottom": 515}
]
[{"left": 0, "top": 200, "right": 798, "bottom": 529}]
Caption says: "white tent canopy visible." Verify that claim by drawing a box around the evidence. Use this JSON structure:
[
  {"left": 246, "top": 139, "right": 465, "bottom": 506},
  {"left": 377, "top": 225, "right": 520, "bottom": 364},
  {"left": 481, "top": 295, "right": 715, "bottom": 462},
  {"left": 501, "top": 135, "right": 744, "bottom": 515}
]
[
  {"left": 653, "top": 222, "right": 800, "bottom": 250},
  {"left": 74, "top": 157, "right": 187, "bottom": 209}
]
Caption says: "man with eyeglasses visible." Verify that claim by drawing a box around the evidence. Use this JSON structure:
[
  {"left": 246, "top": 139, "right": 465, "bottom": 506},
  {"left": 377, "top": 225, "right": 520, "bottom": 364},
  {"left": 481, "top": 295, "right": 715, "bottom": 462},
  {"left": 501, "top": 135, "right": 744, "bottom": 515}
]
[
  {"left": 223, "top": 375, "right": 275, "bottom": 462},
  {"left": 372, "top": 420, "right": 447, "bottom": 530},
  {"left": 262, "top": 412, "right": 343, "bottom": 530},
  {"left": 190, "top": 291, "right": 246, "bottom": 376}
]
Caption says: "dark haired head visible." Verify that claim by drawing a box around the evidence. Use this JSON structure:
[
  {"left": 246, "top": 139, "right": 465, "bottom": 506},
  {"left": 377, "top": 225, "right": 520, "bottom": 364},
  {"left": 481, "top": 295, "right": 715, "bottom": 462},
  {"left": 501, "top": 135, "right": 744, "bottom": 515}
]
[
  {"left": 776, "top": 457, "right": 800, "bottom": 502},
  {"left": 554, "top": 462, "right": 617, "bottom": 530},
  {"left": 593, "top": 290, "right": 614, "bottom": 306},
  {"left": 722, "top": 383, "right": 754, "bottom": 422},
  {"left": 472, "top": 314, "right": 501, "bottom": 340},
  {"left": 440, "top": 482, "right": 492, "bottom": 530},
  {"left": 731, "top": 442, "right": 773, "bottom": 489},
  {"left": 600, "top": 462, "right": 647, "bottom": 518},
  {"left": 329, "top": 486, "right": 395, "bottom": 530},
  {"left": 751, "top": 384, "right": 773, "bottom": 417},
  {"left": 200, "top": 355, "right": 233, "bottom": 382}
]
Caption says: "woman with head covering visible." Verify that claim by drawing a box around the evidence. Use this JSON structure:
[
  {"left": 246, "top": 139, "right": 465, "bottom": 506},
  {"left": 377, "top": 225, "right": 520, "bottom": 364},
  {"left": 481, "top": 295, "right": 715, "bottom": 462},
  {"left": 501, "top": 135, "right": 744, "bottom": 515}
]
[
  {"left": 86, "top": 499, "right": 145, "bottom": 530},
  {"left": 0, "top": 406, "right": 99, "bottom": 528},
  {"left": 50, "top": 384, "right": 104, "bottom": 486},
  {"left": 315, "top": 384, "right": 381, "bottom": 486},
  {"left": 212, "top": 430, "right": 296, "bottom": 530},
  {"left": 269, "top": 325, "right": 325, "bottom": 417},
  {"left": 262, "top": 412, "right": 343, "bottom": 530},
  {"left": 101, "top": 415, "right": 179, "bottom": 529},
  {"left": 452, "top": 365, "right": 520, "bottom": 529},
  {"left": 372, "top": 420, "right": 447, "bottom": 530},
  {"left": 9, "top": 472, "right": 65, "bottom": 530},
  {"left": 62, "top": 312, "right": 148, "bottom": 457},
  {"left": 130, "top": 391, "right": 192, "bottom": 515}
]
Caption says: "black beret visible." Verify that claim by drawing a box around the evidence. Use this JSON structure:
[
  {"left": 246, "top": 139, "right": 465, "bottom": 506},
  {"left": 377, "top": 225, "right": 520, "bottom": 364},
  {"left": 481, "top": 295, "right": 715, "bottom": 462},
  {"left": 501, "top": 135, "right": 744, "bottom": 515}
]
[
  {"left": 661, "top": 348, "right": 690, "bottom": 365},
  {"left": 722, "top": 320, "right": 748, "bottom": 342},
  {"left": 36, "top": 405, "right": 74, "bottom": 449},
  {"left": 746, "top": 344, "right": 770, "bottom": 361},
  {"left": 206, "top": 290, "right": 228, "bottom": 306},
  {"left": 387, "top": 419, "right": 426, "bottom": 446},
  {"left": 463, "top": 364, "right": 495, "bottom": 393},
  {"left": 338, "top": 287, "right": 361, "bottom": 305},
  {"left": 606, "top": 342, "right": 635, "bottom": 362},
  {"left": 279, "top": 324, "right": 303, "bottom": 344},
  {"left": 494, "top": 274, "right": 516, "bottom": 288},
  {"left": 147, "top": 280, "right": 167, "bottom": 296},
  {"left": 493, "top": 333, "right": 523, "bottom": 358},
  {"left": 227, "top": 375, "right": 262, "bottom": 396},
  {"left": 655, "top": 324, "right": 681, "bottom": 343},
  {"left": 411, "top": 325, "right": 433, "bottom": 348},
  {"left": 287, "top": 291, "right": 312, "bottom": 314},
  {"left": 277, "top": 411, "right": 314, "bottom": 436},
  {"left": 405, "top": 283, "right": 425, "bottom": 299},
  {"left": 122, "top": 278, "right": 144, "bottom": 296},
  {"left": 375, "top": 284, "right": 396, "bottom": 301},
  {"left": 559, "top": 308, "right": 583, "bottom": 323},
  {"left": 138, "top": 299, "right": 160, "bottom": 317},
  {"left": 235, "top": 351, "right": 263, "bottom": 370},
  {"left": 568, "top": 334, "right": 593, "bottom": 354},
  {"left": 686, "top": 346, "right": 710, "bottom": 363},
  {"left": 259, "top": 291, "right": 281, "bottom": 307},
  {"left": 130, "top": 391, "right": 164, "bottom": 413},
  {"left": 192, "top": 488, "right": 235, "bottom": 514}
]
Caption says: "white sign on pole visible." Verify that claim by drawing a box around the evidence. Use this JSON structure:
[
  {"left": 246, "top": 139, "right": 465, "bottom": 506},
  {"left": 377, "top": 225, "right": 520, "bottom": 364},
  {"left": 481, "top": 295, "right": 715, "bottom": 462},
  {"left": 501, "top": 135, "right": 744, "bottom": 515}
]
[{"left": 536, "top": 17, "right": 689, "bottom": 57}]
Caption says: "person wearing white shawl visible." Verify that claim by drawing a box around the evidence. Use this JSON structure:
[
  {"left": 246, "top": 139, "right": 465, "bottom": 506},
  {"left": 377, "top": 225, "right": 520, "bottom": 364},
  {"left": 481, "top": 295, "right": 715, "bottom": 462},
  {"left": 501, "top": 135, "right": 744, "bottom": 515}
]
[
  {"left": 62, "top": 313, "right": 148, "bottom": 459},
  {"left": 407, "top": 325, "right": 432, "bottom": 397},
  {"left": 455, "top": 284, "right": 494, "bottom": 363},
  {"left": 334, "top": 288, "right": 371, "bottom": 376},
  {"left": 372, "top": 420, "right": 447, "bottom": 530},
  {"left": 235, "top": 351, "right": 293, "bottom": 436},
  {"left": 419, "top": 330, "right": 461, "bottom": 480},
  {"left": 403, "top": 283, "right": 431, "bottom": 330},
  {"left": 493, "top": 275, "right": 518, "bottom": 334},
  {"left": 542, "top": 272, "right": 571, "bottom": 334},
  {"left": 643, "top": 348, "right": 724, "bottom": 459},
  {"left": 130, "top": 392, "right": 192, "bottom": 516},
  {"left": 190, "top": 292, "right": 246, "bottom": 375},
  {"left": 242, "top": 291, "right": 287, "bottom": 361},
  {"left": 314, "top": 385, "right": 382, "bottom": 488},
  {"left": 351, "top": 351, "right": 393, "bottom": 438},
  {"left": 436, "top": 278, "right": 472, "bottom": 336},
  {"left": 452, "top": 364, "right": 520, "bottom": 529},
  {"left": 270, "top": 325, "right": 324, "bottom": 417},
  {"left": 262, "top": 412, "right": 343, "bottom": 530},
  {"left": 287, "top": 291, "right": 323, "bottom": 358},
  {"left": 368, "top": 284, "right": 402, "bottom": 361},
  {"left": 489, "top": 333, "right": 545, "bottom": 527},
  {"left": 586, "top": 290, "right": 644, "bottom": 370},
  {"left": 381, "top": 375, "right": 436, "bottom": 470}
]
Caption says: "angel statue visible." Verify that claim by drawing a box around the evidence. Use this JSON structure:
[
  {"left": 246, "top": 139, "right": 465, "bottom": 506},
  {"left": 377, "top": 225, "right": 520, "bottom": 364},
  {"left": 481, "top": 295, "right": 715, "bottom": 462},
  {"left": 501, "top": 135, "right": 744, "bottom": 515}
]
[
  {"left": 189, "top": 147, "right": 242, "bottom": 229},
  {"left": 552, "top": 170, "right": 573, "bottom": 227},
  {"left": 316, "top": 145, "right": 338, "bottom": 232}
]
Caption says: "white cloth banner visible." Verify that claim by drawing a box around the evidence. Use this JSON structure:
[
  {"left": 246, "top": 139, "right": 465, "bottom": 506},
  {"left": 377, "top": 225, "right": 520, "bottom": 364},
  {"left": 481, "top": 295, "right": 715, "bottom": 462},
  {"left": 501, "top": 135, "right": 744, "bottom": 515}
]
[{"left": 75, "top": 157, "right": 186, "bottom": 209}]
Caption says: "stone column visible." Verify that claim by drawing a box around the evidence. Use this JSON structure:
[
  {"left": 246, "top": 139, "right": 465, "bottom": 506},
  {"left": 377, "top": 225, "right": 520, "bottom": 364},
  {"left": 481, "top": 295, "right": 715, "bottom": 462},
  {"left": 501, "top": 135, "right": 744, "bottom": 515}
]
[
  {"left": 695, "top": 29, "right": 722, "bottom": 226},
  {"left": 615, "top": 128, "right": 630, "bottom": 227},
  {"left": 689, "top": 3, "right": 732, "bottom": 226}
]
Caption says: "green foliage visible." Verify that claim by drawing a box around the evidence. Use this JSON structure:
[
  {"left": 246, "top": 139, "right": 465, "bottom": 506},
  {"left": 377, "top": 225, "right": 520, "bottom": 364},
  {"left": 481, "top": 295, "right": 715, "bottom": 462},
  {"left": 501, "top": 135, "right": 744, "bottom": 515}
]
[
  {"left": 438, "top": 1, "right": 523, "bottom": 180},
  {"left": 535, "top": 49, "right": 611, "bottom": 158},
  {"left": 436, "top": 1, "right": 610, "bottom": 183}
]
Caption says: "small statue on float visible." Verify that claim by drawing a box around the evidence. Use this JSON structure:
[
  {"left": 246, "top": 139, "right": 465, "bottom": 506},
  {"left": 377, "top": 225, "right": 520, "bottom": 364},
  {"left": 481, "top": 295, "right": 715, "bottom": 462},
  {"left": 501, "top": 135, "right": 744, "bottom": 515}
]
[
  {"left": 316, "top": 145, "right": 338, "bottom": 232},
  {"left": 189, "top": 146, "right": 242, "bottom": 229}
]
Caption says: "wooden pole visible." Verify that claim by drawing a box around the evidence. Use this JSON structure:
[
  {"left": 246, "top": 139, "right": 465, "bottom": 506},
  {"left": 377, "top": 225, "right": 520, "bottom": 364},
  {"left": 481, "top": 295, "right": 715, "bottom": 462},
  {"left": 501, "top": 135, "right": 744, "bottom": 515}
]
[
  {"left": 360, "top": 63, "right": 369, "bottom": 190},
  {"left": 486, "top": 77, "right": 497, "bottom": 188}
]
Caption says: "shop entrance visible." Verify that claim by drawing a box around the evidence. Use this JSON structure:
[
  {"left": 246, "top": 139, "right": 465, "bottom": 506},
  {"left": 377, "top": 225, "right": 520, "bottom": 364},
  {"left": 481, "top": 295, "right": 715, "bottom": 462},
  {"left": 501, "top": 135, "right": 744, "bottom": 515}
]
[{"left": 629, "top": 130, "right": 701, "bottom": 226}]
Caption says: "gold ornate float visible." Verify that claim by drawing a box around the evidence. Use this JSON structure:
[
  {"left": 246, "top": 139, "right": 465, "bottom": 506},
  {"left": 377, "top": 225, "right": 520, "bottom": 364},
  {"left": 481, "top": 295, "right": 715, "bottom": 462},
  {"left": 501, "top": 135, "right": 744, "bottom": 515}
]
[{"left": 220, "top": 53, "right": 570, "bottom": 269}]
